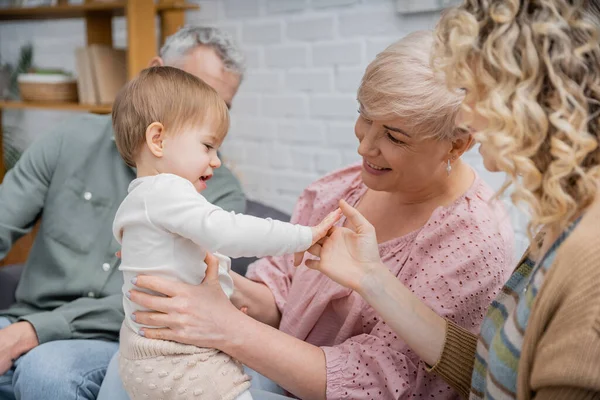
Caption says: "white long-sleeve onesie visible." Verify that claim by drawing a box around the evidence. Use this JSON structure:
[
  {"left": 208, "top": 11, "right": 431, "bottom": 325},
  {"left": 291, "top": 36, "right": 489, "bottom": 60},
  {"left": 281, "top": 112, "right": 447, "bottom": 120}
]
[
  {"left": 113, "top": 173, "right": 312, "bottom": 400},
  {"left": 114, "top": 173, "right": 313, "bottom": 332}
]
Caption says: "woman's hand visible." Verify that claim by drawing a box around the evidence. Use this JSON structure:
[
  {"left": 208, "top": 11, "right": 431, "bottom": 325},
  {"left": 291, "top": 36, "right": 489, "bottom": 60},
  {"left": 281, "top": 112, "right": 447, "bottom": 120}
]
[
  {"left": 305, "top": 199, "right": 448, "bottom": 367},
  {"left": 301, "top": 199, "right": 383, "bottom": 292},
  {"left": 130, "top": 254, "right": 329, "bottom": 400},
  {"left": 129, "top": 252, "right": 242, "bottom": 350}
]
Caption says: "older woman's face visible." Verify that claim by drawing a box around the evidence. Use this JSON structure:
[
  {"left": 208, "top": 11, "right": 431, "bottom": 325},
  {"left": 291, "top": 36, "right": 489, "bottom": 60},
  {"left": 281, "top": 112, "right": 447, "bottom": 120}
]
[{"left": 355, "top": 109, "right": 452, "bottom": 194}]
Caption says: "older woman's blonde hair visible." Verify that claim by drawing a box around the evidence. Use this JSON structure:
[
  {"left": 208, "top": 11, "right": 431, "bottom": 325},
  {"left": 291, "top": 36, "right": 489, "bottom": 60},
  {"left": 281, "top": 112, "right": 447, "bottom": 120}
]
[
  {"left": 357, "top": 30, "right": 464, "bottom": 141},
  {"left": 434, "top": 0, "right": 600, "bottom": 247}
]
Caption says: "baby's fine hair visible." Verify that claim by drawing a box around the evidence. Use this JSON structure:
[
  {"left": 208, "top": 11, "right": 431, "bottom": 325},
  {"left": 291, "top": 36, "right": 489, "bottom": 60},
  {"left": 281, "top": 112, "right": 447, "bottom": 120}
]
[{"left": 112, "top": 66, "right": 229, "bottom": 167}]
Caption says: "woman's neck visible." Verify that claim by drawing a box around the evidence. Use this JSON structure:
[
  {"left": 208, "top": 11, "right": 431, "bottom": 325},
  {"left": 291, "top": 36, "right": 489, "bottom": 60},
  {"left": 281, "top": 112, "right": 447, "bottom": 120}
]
[
  {"left": 355, "top": 160, "right": 475, "bottom": 243},
  {"left": 382, "top": 160, "right": 475, "bottom": 210}
]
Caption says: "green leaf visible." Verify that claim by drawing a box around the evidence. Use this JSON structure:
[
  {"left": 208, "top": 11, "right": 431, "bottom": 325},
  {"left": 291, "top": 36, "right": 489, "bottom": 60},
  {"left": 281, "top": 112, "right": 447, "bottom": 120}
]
[{"left": 9, "top": 43, "right": 34, "bottom": 98}]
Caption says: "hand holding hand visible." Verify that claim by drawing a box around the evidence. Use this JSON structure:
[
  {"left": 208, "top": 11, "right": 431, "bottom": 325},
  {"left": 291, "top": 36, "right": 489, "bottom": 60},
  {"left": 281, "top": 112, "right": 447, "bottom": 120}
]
[
  {"left": 294, "top": 208, "right": 342, "bottom": 266},
  {"left": 310, "top": 208, "right": 343, "bottom": 245},
  {"left": 300, "top": 199, "right": 383, "bottom": 292}
]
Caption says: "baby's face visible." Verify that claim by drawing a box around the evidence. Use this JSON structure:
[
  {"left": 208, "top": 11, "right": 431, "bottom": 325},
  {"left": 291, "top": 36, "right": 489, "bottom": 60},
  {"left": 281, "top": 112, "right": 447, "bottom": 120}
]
[{"left": 161, "top": 125, "right": 223, "bottom": 192}]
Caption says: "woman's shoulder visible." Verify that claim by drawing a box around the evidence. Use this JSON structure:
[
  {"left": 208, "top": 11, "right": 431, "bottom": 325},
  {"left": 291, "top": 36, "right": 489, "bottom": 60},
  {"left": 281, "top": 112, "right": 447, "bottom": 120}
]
[
  {"left": 452, "top": 172, "right": 512, "bottom": 230},
  {"left": 433, "top": 172, "right": 509, "bottom": 227},
  {"left": 415, "top": 172, "right": 515, "bottom": 266}
]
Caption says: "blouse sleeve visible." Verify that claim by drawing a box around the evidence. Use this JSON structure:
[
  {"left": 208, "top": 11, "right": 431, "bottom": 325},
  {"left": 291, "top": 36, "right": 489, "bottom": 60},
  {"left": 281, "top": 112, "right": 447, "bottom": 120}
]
[
  {"left": 426, "top": 246, "right": 535, "bottom": 398},
  {"left": 397, "top": 191, "right": 514, "bottom": 398},
  {"left": 245, "top": 176, "right": 326, "bottom": 310},
  {"left": 244, "top": 254, "right": 295, "bottom": 311},
  {"left": 321, "top": 318, "right": 420, "bottom": 400},
  {"left": 320, "top": 218, "right": 510, "bottom": 400}
]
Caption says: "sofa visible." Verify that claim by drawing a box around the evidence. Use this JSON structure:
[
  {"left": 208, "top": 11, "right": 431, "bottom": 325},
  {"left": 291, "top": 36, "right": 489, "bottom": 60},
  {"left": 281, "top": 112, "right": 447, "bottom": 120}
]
[{"left": 0, "top": 199, "right": 291, "bottom": 310}]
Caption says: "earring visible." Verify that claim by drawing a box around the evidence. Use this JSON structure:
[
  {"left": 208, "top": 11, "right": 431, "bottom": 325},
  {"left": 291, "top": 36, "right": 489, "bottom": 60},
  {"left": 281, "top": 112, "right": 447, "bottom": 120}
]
[{"left": 446, "top": 159, "right": 452, "bottom": 176}]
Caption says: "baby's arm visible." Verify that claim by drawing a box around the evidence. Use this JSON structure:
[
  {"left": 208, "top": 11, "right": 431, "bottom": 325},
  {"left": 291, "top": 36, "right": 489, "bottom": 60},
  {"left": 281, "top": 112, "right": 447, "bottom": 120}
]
[{"left": 146, "top": 176, "right": 340, "bottom": 258}]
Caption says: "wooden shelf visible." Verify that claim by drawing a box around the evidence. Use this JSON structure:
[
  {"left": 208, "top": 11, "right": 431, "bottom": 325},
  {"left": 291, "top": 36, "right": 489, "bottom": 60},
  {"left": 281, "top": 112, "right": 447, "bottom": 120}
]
[
  {"left": 0, "top": 2, "right": 198, "bottom": 21},
  {"left": 0, "top": 0, "right": 192, "bottom": 183},
  {"left": 155, "top": 2, "right": 199, "bottom": 12},
  {"left": 0, "top": 2, "right": 125, "bottom": 20},
  {"left": 0, "top": 100, "right": 112, "bottom": 114}
]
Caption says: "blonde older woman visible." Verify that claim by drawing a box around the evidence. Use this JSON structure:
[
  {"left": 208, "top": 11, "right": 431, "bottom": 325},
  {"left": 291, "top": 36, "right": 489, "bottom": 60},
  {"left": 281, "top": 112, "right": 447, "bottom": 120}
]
[
  {"left": 99, "top": 31, "right": 514, "bottom": 400},
  {"left": 299, "top": 1, "right": 600, "bottom": 399}
]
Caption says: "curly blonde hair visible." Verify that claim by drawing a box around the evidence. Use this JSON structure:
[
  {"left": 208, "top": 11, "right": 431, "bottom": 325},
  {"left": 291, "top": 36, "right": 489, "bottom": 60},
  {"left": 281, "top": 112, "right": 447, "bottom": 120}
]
[{"left": 434, "top": 0, "right": 600, "bottom": 248}]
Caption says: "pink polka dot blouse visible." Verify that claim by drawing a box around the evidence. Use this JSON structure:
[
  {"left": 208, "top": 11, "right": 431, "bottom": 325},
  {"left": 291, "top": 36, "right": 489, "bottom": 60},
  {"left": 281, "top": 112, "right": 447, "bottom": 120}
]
[{"left": 246, "top": 163, "right": 515, "bottom": 400}]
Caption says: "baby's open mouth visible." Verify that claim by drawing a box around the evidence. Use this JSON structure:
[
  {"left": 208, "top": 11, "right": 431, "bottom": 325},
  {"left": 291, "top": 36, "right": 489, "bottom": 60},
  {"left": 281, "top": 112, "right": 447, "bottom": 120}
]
[{"left": 200, "top": 175, "right": 212, "bottom": 181}]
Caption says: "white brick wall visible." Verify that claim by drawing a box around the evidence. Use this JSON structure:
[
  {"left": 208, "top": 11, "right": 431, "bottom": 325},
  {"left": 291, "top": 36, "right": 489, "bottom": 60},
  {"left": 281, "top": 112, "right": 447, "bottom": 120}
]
[
  {"left": 242, "top": 21, "right": 282, "bottom": 44},
  {"left": 265, "top": 44, "right": 309, "bottom": 67},
  {"left": 312, "top": 41, "right": 363, "bottom": 66},
  {"left": 286, "top": 16, "right": 334, "bottom": 41},
  {"left": 0, "top": 0, "right": 530, "bottom": 257}
]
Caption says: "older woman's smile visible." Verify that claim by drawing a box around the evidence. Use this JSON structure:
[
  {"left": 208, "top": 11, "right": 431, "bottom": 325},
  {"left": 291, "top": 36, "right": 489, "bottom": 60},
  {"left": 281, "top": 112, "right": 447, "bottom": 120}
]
[{"left": 363, "top": 159, "right": 391, "bottom": 175}]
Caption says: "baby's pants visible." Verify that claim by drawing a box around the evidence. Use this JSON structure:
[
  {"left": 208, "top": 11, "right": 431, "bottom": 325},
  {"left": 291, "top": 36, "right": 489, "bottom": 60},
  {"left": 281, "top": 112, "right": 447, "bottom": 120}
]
[{"left": 119, "top": 324, "right": 252, "bottom": 400}]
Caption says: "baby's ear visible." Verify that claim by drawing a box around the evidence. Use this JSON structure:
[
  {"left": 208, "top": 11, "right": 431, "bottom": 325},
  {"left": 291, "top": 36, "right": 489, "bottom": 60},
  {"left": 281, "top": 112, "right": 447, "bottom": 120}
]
[{"left": 146, "top": 122, "right": 165, "bottom": 158}]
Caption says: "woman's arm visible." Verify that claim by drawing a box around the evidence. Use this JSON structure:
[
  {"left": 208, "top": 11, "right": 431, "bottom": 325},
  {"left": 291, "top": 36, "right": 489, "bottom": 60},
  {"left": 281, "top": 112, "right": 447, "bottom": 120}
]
[
  {"left": 305, "top": 199, "right": 447, "bottom": 365},
  {"left": 224, "top": 312, "right": 327, "bottom": 400},
  {"left": 361, "top": 267, "right": 478, "bottom": 398},
  {"left": 230, "top": 271, "right": 282, "bottom": 327},
  {"left": 359, "top": 266, "right": 447, "bottom": 366},
  {"left": 130, "top": 253, "right": 327, "bottom": 400},
  {"left": 129, "top": 254, "right": 430, "bottom": 400},
  {"left": 304, "top": 200, "right": 479, "bottom": 396}
]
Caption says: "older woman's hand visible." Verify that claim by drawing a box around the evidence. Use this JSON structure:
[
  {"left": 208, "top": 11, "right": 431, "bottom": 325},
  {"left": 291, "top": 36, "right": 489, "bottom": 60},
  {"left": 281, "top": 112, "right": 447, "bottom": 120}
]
[
  {"left": 128, "top": 252, "right": 242, "bottom": 349},
  {"left": 303, "top": 199, "right": 383, "bottom": 292}
]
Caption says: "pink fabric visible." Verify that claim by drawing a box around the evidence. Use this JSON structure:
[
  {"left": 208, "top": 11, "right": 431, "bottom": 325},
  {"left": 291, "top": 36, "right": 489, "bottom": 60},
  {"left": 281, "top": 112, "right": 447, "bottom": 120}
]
[{"left": 246, "top": 163, "right": 515, "bottom": 400}]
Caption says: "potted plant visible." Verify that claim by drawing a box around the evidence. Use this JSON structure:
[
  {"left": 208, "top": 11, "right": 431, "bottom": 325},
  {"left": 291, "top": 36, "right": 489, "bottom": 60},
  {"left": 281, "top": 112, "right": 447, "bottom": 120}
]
[
  {"left": 16, "top": 44, "right": 77, "bottom": 103},
  {"left": 1, "top": 43, "right": 33, "bottom": 100}
]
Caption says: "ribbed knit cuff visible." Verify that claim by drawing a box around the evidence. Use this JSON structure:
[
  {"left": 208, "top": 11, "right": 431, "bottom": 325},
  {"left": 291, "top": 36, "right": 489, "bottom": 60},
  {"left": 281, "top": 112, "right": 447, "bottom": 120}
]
[
  {"left": 426, "top": 319, "right": 478, "bottom": 399},
  {"left": 119, "top": 324, "right": 218, "bottom": 360}
]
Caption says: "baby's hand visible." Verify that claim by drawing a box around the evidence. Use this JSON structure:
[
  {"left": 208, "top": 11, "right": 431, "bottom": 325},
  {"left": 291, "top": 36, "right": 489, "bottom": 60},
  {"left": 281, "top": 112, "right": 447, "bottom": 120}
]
[
  {"left": 311, "top": 208, "right": 343, "bottom": 244},
  {"left": 294, "top": 208, "right": 343, "bottom": 267}
]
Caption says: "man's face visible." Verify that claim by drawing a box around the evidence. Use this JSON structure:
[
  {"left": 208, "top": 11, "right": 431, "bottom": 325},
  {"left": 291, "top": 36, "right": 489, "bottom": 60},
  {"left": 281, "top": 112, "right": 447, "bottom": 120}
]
[{"left": 171, "top": 45, "right": 241, "bottom": 109}]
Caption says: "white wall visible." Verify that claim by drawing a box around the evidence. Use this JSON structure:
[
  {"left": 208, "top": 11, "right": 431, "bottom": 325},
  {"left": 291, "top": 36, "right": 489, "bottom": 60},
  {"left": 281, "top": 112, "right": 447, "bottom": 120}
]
[{"left": 0, "top": 0, "right": 529, "bottom": 257}]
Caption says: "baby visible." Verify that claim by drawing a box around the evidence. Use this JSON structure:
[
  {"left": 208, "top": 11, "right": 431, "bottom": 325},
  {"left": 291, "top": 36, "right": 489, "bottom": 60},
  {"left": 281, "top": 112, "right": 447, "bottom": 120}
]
[{"left": 111, "top": 66, "right": 340, "bottom": 400}]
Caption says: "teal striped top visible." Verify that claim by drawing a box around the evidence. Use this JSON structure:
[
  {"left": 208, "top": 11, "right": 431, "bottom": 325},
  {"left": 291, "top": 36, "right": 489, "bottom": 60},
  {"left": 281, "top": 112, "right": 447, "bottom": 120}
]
[{"left": 470, "top": 220, "right": 581, "bottom": 399}]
